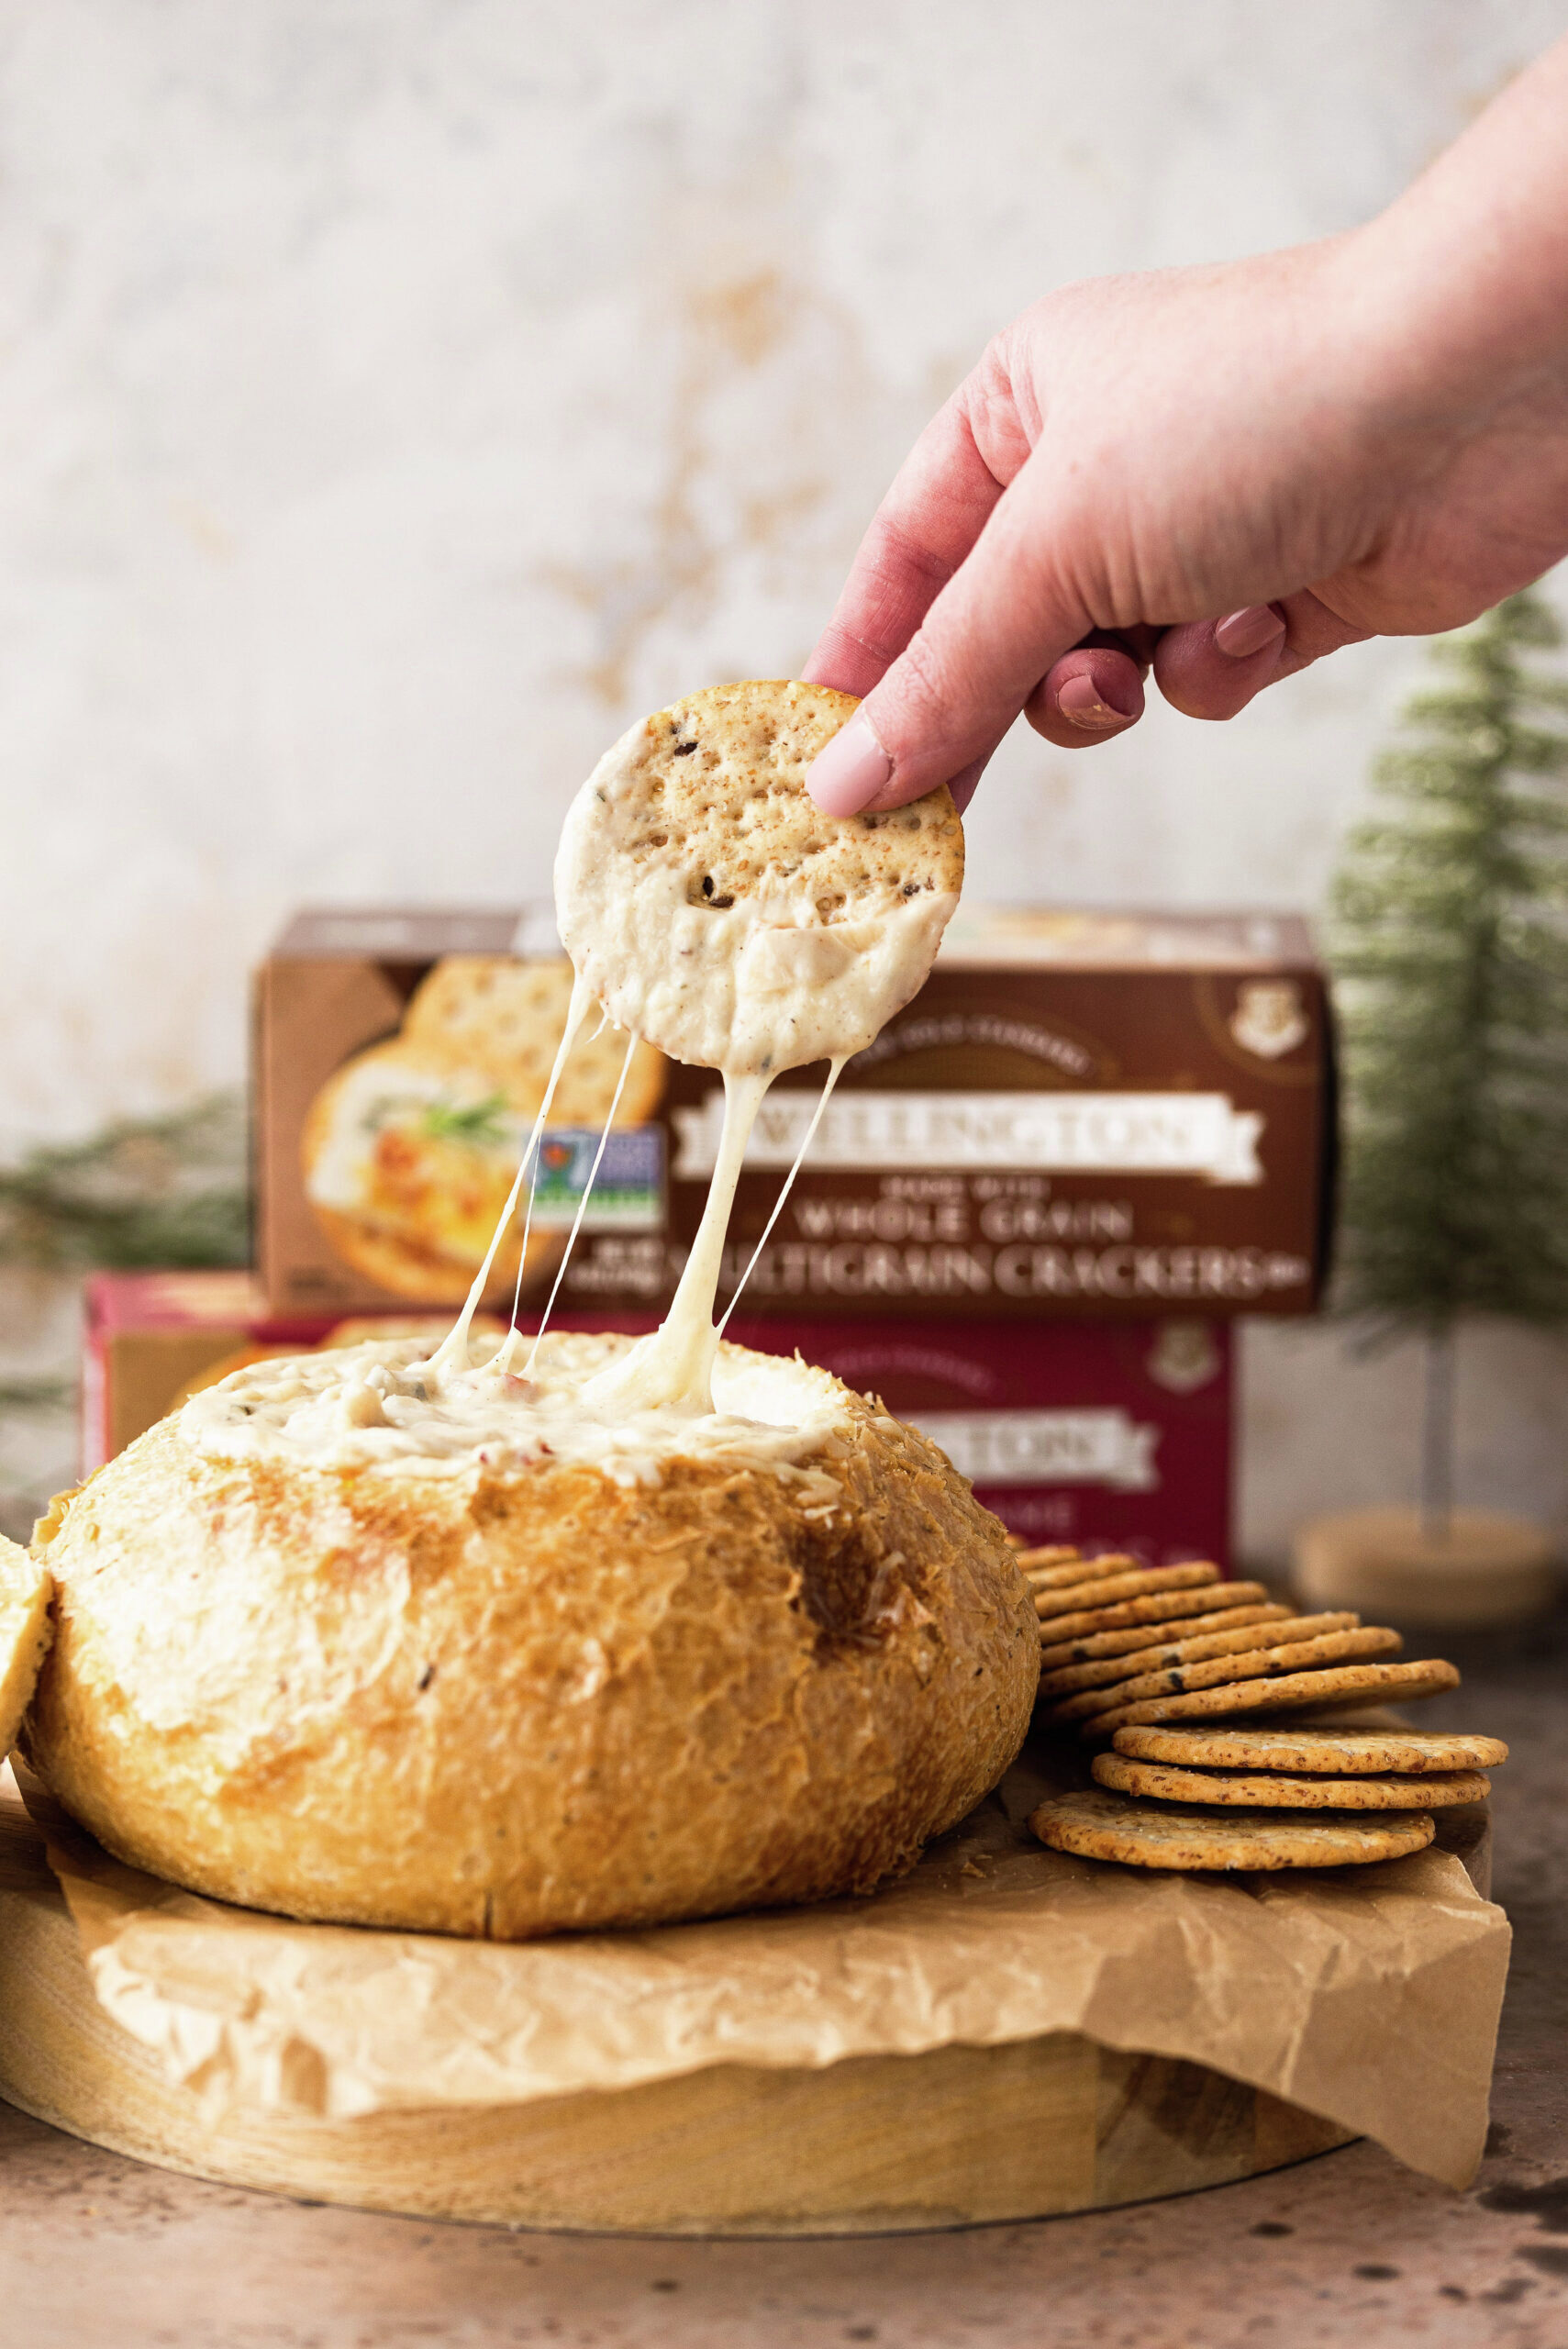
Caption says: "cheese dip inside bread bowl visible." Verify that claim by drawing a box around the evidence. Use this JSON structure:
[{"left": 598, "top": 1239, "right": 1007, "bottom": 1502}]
[{"left": 22, "top": 682, "right": 1038, "bottom": 1938}]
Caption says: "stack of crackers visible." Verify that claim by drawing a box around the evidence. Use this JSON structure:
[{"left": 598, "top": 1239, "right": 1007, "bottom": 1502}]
[
  {"left": 1015, "top": 1545, "right": 1507, "bottom": 1872},
  {"left": 1023, "top": 1546, "right": 1458, "bottom": 1739}
]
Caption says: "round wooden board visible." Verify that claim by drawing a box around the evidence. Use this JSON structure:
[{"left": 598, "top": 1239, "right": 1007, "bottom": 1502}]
[{"left": 0, "top": 1783, "right": 1352, "bottom": 2235}]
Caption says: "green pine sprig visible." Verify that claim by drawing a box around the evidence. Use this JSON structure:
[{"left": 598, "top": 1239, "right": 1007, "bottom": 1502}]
[
  {"left": 420, "top": 1093, "right": 511, "bottom": 1148},
  {"left": 0, "top": 1093, "right": 250, "bottom": 1272}
]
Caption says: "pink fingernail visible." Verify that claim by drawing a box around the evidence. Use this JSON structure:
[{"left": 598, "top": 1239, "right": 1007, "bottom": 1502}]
[
  {"left": 1057, "top": 674, "right": 1133, "bottom": 731},
  {"left": 806, "top": 711, "right": 894, "bottom": 815},
  {"left": 1214, "top": 604, "right": 1286, "bottom": 659}
]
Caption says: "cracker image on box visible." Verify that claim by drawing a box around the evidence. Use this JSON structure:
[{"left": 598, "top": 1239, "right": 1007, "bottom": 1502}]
[{"left": 302, "top": 958, "right": 665, "bottom": 1305}]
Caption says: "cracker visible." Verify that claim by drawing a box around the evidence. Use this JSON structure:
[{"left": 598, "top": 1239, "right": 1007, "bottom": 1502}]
[
  {"left": 1037, "top": 1579, "right": 1273, "bottom": 1651},
  {"left": 1028, "top": 1787, "right": 1435, "bottom": 1871},
  {"left": 1037, "top": 1612, "right": 1360, "bottom": 1701},
  {"left": 1091, "top": 1753, "right": 1490, "bottom": 1809},
  {"left": 1051, "top": 1626, "right": 1404, "bottom": 1729},
  {"left": 1038, "top": 1598, "right": 1290, "bottom": 1671},
  {"left": 1090, "top": 1658, "right": 1462, "bottom": 1737},
  {"left": 1109, "top": 1721, "right": 1507, "bottom": 1774},
  {"left": 0, "top": 1535, "right": 52, "bottom": 1758},
  {"left": 1013, "top": 1543, "right": 1084, "bottom": 1570},
  {"left": 403, "top": 956, "right": 666, "bottom": 1126},
  {"left": 1034, "top": 1562, "right": 1218, "bottom": 1621},
  {"left": 556, "top": 680, "right": 964, "bottom": 1073},
  {"left": 1022, "top": 1551, "right": 1139, "bottom": 1592},
  {"left": 600, "top": 681, "right": 962, "bottom": 917}
]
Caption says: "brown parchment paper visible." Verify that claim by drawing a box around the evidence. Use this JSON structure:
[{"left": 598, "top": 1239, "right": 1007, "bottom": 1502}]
[{"left": 24, "top": 1744, "right": 1509, "bottom": 2191}]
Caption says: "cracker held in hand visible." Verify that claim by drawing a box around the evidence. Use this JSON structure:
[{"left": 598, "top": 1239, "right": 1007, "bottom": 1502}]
[
  {"left": 1054, "top": 1626, "right": 1404, "bottom": 1731},
  {"left": 1093, "top": 1752, "right": 1490, "bottom": 1810},
  {"left": 1028, "top": 1787, "right": 1435, "bottom": 1871},
  {"left": 0, "top": 1535, "right": 51, "bottom": 1758},
  {"left": 556, "top": 680, "right": 964, "bottom": 1074},
  {"left": 1110, "top": 1721, "right": 1508, "bottom": 1774},
  {"left": 1089, "top": 1658, "right": 1462, "bottom": 1737},
  {"left": 1037, "top": 1610, "right": 1353, "bottom": 1701}
]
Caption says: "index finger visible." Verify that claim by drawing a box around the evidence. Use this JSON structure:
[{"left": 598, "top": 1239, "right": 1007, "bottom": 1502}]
[{"left": 803, "top": 389, "right": 1010, "bottom": 698}]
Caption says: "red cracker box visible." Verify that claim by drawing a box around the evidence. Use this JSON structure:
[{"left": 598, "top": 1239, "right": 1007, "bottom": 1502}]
[
  {"left": 83, "top": 1274, "right": 1231, "bottom": 1568},
  {"left": 255, "top": 906, "right": 1329, "bottom": 1327},
  {"left": 776, "top": 1314, "right": 1232, "bottom": 1567}
]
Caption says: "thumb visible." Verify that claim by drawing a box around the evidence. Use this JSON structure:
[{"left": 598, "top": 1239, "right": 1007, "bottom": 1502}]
[{"left": 806, "top": 467, "right": 1095, "bottom": 815}]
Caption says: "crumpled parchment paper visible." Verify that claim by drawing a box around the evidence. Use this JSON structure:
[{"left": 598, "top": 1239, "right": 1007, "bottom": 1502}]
[{"left": 21, "top": 1742, "right": 1509, "bottom": 2190}]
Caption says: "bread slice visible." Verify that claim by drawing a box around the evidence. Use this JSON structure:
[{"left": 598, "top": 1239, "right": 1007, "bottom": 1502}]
[{"left": 0, "top": 1535, "right": 52, "bottom": 1760}]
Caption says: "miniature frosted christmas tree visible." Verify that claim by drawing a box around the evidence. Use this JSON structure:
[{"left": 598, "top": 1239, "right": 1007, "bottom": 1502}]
[{"left": 1297, "top": 590, "right": 1568, "bottom": 1624}]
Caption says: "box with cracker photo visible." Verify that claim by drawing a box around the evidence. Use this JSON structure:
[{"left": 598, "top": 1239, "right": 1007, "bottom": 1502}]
[
  {"left": 254, "top": 908, "right": 669, "bottom": 1320},
  {"left": 254, "top": 904, "right": 1330, "bottom": 1323}
]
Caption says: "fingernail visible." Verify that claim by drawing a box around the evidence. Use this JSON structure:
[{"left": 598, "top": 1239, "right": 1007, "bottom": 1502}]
[
  {"left": 806, "top": 711, "right": 894, "bottom": 816},
  {"left": 1214, "top": 604, "right": 1286, "bottom": 659},
  {"left": 1057, "top": 674, "right": 1134, "bottom": 731}
]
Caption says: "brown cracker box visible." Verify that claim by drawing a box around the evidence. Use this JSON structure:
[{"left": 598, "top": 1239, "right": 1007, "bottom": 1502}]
[
  {"left": 82, "top": 1275, "right": 1232, "bottom": 1567},
  {"left": 256, "top": 905, "right": 1330, "bottom": 1322}
]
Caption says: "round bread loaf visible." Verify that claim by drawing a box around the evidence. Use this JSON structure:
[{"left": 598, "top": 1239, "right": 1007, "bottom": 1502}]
[{"left": 22, "top": 1342, "right": 1038, "bottom": 1939}]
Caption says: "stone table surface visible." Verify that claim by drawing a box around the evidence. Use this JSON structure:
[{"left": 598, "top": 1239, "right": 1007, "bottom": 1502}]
[{"left": 3, "top": 1609, "right": 1565, "bottom": 2349}]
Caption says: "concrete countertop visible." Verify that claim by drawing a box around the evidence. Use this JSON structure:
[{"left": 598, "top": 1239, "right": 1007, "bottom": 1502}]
[{"left": 3, "top": 1611, "right": 1564, "bottom": 2349}]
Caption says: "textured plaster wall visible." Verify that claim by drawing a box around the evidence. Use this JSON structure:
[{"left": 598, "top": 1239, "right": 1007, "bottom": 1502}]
[{"left": 2, "top": 0, "right": 1567, "bottom": 1556}]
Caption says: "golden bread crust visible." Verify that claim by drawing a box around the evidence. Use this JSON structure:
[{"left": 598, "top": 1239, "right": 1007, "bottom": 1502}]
[
  {"left": 24, "top": 1389, "right": 1038, "bottom": 1938},
  {"left": 0, "top": 1535, "right": 52, "bottom": 1760}
]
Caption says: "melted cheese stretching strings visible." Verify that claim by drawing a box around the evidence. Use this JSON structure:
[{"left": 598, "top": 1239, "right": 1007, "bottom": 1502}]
[
  {"left": 717, "top": 1058, "right": 846, "bottom": 1336},
  {"left": 579, "top": 1068, "right": 771, "bottom": 1419},
  {"left": 428, "top": 971, "right": 593, "bottom": 1379},
  {"left": 517, "top": 1028, "right": 639, "bottom": 1373}
]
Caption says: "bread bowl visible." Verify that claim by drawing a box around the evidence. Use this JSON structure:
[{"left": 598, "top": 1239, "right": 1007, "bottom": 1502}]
[{"left": 22, "top": 1331, "right": 1038, "bottom": 1939}]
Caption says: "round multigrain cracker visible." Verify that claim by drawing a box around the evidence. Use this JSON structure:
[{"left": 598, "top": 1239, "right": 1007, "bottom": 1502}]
[
  {"left": 1033, "top": 1562, "right": 1218, "bottom": 1620},
  {"left": 1037, "top": 1579, "right": 1273, "bottom": 1653},
  {"left": 1092, "top": 1753, "right": 1490, "bottom": 1809},
  {"left": 1051, "top": 1626, "right": 1404, "bottom": 1731},
  {"left": 1038, "top": 1597, "right": 1289, "bottom": 1671},
  {"left": 1037, "top": 1612, "right": 1359, "bottom": 1702},
  {"left": 555, "top": 680, "right": 964, "bottom": 1074},
  {"left": 1109, "top": 1721, "right": 1507, "bottom": 1775},
  {"left": 1089, "top": 1658, "right": 1462, "bottom": 1737},
  {"left": 401, "top": 957, "right": 666, "bottom": 1125},
  {"left": 1021, "top": 1551, "right": 1140, "bottom": 1592},
  {"left": 0, "top": 1535, "right": 52, "bottom": 1759},
  {"left": 1028, "top": 1788, "right": 1435, "bottom": 1871}
]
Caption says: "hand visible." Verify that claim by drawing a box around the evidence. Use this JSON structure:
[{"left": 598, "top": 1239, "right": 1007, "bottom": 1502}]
[{"left": 804, "top": 36, "right": 1568, "bottom": 814}]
